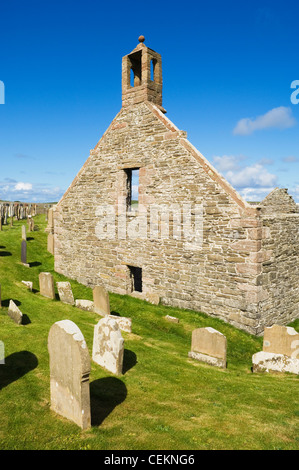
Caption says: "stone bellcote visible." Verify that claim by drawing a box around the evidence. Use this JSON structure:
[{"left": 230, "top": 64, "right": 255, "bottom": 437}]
[{"left": 122, "top": 36, "right": 166, "bottom": 113}]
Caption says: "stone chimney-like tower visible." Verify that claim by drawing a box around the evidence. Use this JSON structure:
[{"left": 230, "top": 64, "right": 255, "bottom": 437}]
[{"left": 122, "top": 36, "right": 166, "bottom": 113}]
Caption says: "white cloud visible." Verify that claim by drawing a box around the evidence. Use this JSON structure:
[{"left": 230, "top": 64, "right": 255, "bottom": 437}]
[
  {"left": 226, "top": 163, "right": 277, "bottom": 188},
  {"left": 233, "top": 106, "right": 296, "bottom": 135},
  {"left": 14, "top": 182, "right": 33, "bottom": 191},
  {"left": 212, "top": 155, "right": 278, "bottom": 202}
]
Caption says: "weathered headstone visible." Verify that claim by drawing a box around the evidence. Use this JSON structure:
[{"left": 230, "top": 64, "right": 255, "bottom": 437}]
[
  {"left": 39, "top": 272, "right": 55, "bottom": 299},
  {"left": 188, "top": 327, "right": 227, "bottom": 368},
  {"left": 92, "top": 316, "right": 124, "bottom": 375},
  {"left": 109, "top": 314, "right": 132, "bottom": 333},
  {"left": 75, "top": 299, "right": 94, "bottom": 312},
  {"left": 165, "top": 315, "right": 179, "bottom": 323},
  {"left": 21, "top": 240, "right": 27, "bottom": 265},
  {"left": 93, "top": 285, "right": 110, "bottom": 316},
  {"left": 47, "top": 233, "right": 54, "bottom": 255},
  {"left": 0, "top": 340, "right": 4, "bottom": 364},
  {"left": 252, "top": 324, "right": 299, "bottom": 375},
  {"left": 22, "top": 280, "right": 33, "bottom": 291},
  {"left": 48, "top": 320, "right": 91, "bottom": 429},
  {"left": 7, "top": 300, "right": 23, "bottom": 325},
  {"left": 56, "top": 282, "right": 75, "bottom": 305},
  {"left": 22, "top": 225, "right": 26, "bottom": 240}
]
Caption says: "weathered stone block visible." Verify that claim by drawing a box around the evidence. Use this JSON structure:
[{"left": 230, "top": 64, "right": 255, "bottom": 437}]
[
  {"left": 252, "top": 351, "right": 299, "bottom": 375},
  {"left": 75, "top": 299, "right": 94, "bottom": 312},
  {"left": 48, "top": 320, "right": 91, "bottom": 429}
]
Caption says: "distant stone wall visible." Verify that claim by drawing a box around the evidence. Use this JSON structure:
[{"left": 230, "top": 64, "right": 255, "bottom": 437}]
[{"left": 53, "top": 102, "right": 299, "bottom": 335}]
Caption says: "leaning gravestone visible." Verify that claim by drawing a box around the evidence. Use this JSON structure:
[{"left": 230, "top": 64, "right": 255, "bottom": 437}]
[
  {"left": 93, "top": 285, "right": 110, "bottom": 316},
  {"left": 92, "top": 316, "right": 124, "bottom": 375},
  {"left": 188, "top": 327, "right": 227, "bottom": 369},
  {"left": 252, "top": 324, "right": 299, "bottom": 375},
  {"left": 48, "top": 320, "right": 91, "bottom": 429},
  {"left": 56, "top": 282, "right": 75, "bottom": 305},
  {"left": 39, "top": 272, "right": 55, "bottom": 299},
  {"left": 7, "top": 300, "right": 23, "bottom": 325}
]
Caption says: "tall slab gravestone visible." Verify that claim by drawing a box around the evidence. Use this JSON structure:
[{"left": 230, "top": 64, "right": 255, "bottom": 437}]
[
  {"left": 92, "top": 316, "right": 124, "bottom": 375},
  {"left": 48, "top": 320, "right": 91, "bottom": 429},
  {"left": 39, "top": 272, "right": 55, "bottom": 299},
  {"left": 93, "top": 285, "right": 110, "bottom": 316},
  {"left": 188, "top": 327, "right": 227, "bottom": 369}
]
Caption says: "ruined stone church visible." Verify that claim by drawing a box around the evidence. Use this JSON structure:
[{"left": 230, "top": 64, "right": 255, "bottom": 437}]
[{"left": 52, "top": 37, "right": 299, "bottom": 335}]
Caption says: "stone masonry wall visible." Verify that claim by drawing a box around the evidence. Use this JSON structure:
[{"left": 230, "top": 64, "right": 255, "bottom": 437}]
[{"left": 54, "top": 101, "right": 298, "bottom": 335}]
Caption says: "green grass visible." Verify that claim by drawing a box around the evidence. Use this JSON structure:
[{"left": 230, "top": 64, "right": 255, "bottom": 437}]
[{"left": 0, "top": 215, "right": 298, "bottom": 450}]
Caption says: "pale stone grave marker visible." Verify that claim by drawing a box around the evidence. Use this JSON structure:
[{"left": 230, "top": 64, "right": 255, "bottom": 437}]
[
  {"left": 252, "top": 324, "right": 299, "bottom": 375},
  {"left": 7, "top": 300, "right": 23, "bottom": 325},
  {"left": 22, "top": 225, "right": 26, "bottom": 240},
  {"left": 48, "top": 320, "right": 91, "bottom": 429},
  {"left": 39, "top": 272, "right": 55, "bottom": 299},
  {"left": 92, "top": 316, "right": 124, "bottom": 375},
  {"left": 188, "top": 327, "right": 227, "bottom": 368},
  {"left": 56, "top": 282, "right": 75, "bottom": 305},
  {"left": 93, "top": 285, "right": 110, "bottom": 316}
]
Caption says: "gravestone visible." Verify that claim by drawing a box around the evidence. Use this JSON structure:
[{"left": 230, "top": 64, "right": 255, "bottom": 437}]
[
  {"left": 75, "top": 299, "right": 94, "bottom": 312},
  {"left": 165, "top": 315, "right": 179, "bottom": 323},
  {"left": 21, "top": 240, "right": 27, "bottom": 265},
  {"left": 188, "top": 327, "right": 227, "bottom": 368},
  {"left": 0, "top": 340, "right": 4, "bottom": 364},
  {"left": 93, "top": 285, "right": 110, "bottom": 316},
  {"left": 39, "top": 272, "right": 55, "bottom": 299},
  {"left": 22, "top": 280, "right": 33, "bottom": 291},
  {"left": 22, "top": 225, "right": 26, "bottom": 240},
  {"left": 109, "top": 314, "right": 132, "bottom": 333},
  {"left": 7, "top": 300, "right": 23, "bottom": 325},
  {"left": 48, "top": 320, "right": 91, "bottom": 429},
  {"left": 252, "top": 324, "right": 299, "bottom": 375},
  {"left": 92, "top": 316, "right": 124, "bottom": 375},
  {"left": 56, "top": 282, "right": 75, "bottom": 305}
]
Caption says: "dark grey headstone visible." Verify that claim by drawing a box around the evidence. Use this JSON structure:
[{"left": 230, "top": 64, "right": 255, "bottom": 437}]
[{"left": 21, "top": 240, "right": 27, "bottom": 264}]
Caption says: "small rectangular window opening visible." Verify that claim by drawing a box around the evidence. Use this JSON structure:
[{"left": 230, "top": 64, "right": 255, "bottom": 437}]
[
  {"left": 128, "top": 266, "right": 142, "bottom": 293},
  {"left": 125, "top": 168, "right": 139, "bottom": 211}
]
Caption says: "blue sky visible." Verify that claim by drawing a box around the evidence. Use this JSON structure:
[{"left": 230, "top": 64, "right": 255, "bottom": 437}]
[{"left": 0, "top": 0, "right": 298, "bottom": 203}]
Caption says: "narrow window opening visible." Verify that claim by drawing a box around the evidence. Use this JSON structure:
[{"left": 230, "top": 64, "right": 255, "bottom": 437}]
[
  {"left": 128, "top": 51, "right": 142, "bottom": 87},
  {"left": 125, "top": 168, "right": 139, "bottom": 211},
  {"left": 150, "top": 59, "right": 156, "bottom": 82},
  {"left": 130, "top": 68, "right": 135, "bottom": 87},
  {"left": 128, "top": 266, "right": 142, "bottom": 293}
]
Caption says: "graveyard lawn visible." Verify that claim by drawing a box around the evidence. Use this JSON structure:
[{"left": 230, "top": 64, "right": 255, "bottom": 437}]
[{"left": 0, "top": 215, "right": 298, "bottom": 450}]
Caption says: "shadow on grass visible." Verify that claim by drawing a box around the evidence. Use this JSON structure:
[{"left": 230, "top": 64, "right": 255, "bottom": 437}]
[
  {"left": 90, "top": 377, "right": 127, "bottom": 426},
  {"left": 0, "top": 251, "right": 12, "bottom": 257},
  {"left": 0, "top": 351, "right": 38, "bottom": 391},
  {"left": 29, "top": 261, "right": 42, "bottom": 267},
  {"left": 0, "top": 245, "right": 6, "bottom": 249},
  {"left": 123, "top": 349, "right": 137, "bottom": 374},
  {"left": 27, "top": 237, "right": 34, "bottom": 241},
  {"left": 1, "top": 299, "right": 21, "bottom": 307},
  {"left": 22, "top": 314, "right": 31, "bottom": 325}
]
